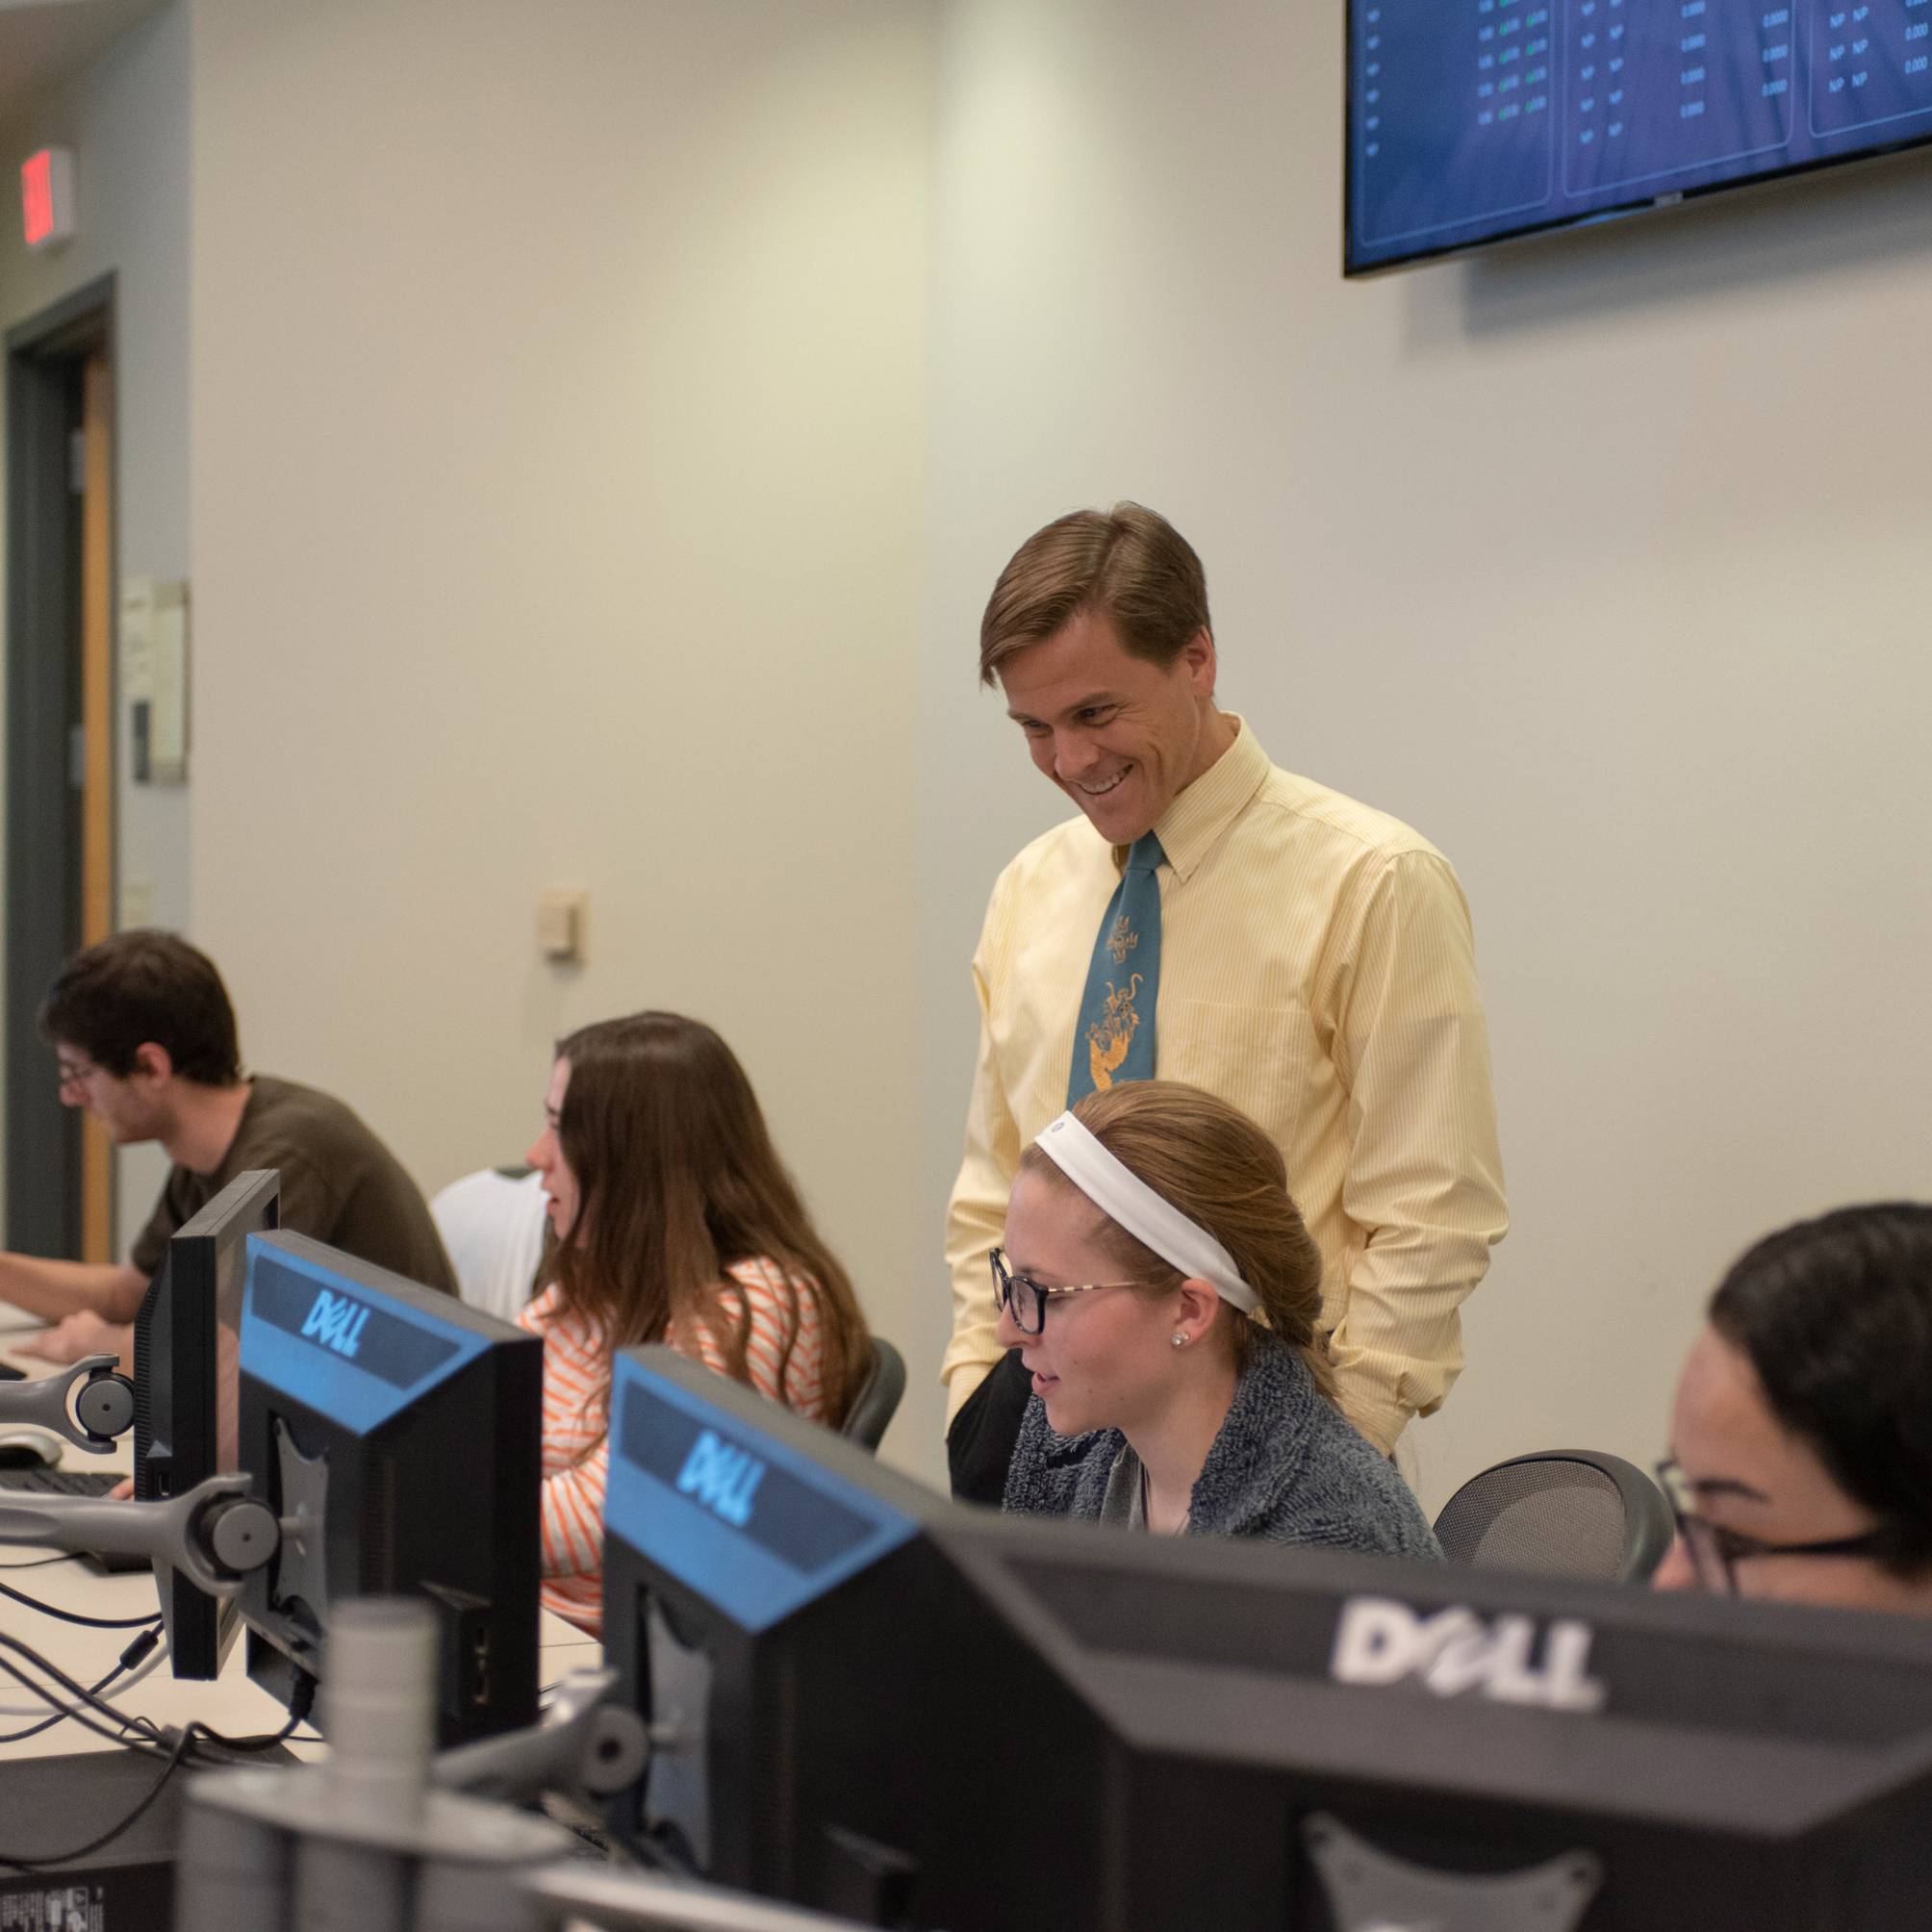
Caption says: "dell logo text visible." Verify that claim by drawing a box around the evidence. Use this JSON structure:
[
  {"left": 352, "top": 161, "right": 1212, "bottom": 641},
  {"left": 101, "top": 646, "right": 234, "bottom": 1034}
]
[
  {"left": 676, "top": 1429, "right": 767, "bottom": 1529},
  {"left": 301, "top": 1286, "right": 372, "bottom": 1361},
  {"left": 1330, "top": 1595, "right": 1608, "bottom": 1714}
]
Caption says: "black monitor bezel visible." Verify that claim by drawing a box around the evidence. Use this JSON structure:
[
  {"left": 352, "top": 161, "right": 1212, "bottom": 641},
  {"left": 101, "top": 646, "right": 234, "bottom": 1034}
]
[
  {"left": 235, "top": 1230, "right": 544, "bottom": 1747},
  {"left": 600, "top": 1347, "right": 1932, "bottom": 1928},
  {"left": 132, "top": 1166, "right": 279, "bottom": 1680}
]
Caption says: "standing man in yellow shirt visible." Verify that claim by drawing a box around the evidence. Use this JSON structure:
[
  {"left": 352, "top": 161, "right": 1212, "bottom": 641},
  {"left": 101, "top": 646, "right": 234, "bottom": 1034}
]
[{"left": 945, "top": 503, "right": 1508, "bottom": 1501}]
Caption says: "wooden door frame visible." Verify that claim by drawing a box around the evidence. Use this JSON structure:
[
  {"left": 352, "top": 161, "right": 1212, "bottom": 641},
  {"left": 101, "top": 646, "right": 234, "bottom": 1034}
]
[{"left": 5, "top": 273, "right": 116, "bottom": 1259}]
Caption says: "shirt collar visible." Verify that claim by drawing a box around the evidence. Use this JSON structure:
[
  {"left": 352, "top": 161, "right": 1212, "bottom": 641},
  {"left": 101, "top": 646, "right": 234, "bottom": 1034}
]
[{"left": 1120, "top": 715, "right": 1268, "bottom": 883}]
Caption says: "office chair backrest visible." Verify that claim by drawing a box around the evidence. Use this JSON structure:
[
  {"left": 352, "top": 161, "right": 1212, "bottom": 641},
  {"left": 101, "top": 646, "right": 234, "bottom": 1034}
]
[
  {"left": 840, "top": 1336, "right": 906, "bottom": 1453},
  {"left": 1434, "top": 1449, "right": 1675, "bottom": 1584}
]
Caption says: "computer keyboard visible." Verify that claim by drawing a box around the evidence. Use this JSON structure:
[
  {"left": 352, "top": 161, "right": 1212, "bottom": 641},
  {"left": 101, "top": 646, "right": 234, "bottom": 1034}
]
[{"left": 0, "top": 1464, "right": 123, "bottom": 1497}]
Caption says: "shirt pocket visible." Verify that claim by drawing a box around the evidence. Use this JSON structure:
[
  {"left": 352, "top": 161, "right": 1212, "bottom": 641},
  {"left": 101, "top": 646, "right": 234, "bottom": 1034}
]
[{"left": 1165, "top": 997, "right": 1320, "bottom": 1159}]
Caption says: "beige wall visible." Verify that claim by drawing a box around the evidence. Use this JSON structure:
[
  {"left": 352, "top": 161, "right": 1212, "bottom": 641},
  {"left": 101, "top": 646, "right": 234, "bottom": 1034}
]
[
  {"left": 188, "top": 0, "right": 933, "bottom": 1463},
  {"left": 915, "top": 0, "right": 1932, "bottom": 1508},
  {"left": 0, "top": 1, "right": 191, "bottom": 1247},
  {"left": 10, "top": 0, "right": 1929, "bottom": 1502}
]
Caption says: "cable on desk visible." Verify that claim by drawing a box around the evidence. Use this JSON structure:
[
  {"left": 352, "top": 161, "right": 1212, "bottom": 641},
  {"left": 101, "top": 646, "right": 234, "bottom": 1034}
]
[
  {"left": 163, "top": 1669, "right": 318, "bottom": 1764},
  {"left": 0, "top": 1725, "right": 194, "bottom": 1871},
  {"left": 0, "top": 1553, "right": 76, "bottom": 1571},
  {"left": 0, "top": 1626, "right": 312, "bottom": 1781},
  {"left": 0, "top": 1575, "right": 164, "bottom": 1630},
  {"left": 0, "top": 1631, "right": 169, "bottom": 1755},
  {"left": 0, "top": 1627, "right": 165, "bottom": 1744}
]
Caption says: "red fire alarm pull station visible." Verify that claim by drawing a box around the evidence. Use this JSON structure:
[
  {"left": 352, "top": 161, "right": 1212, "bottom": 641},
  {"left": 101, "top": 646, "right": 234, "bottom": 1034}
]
[{"left": 21, "top": 147, "right": 75, "bottom": 250}]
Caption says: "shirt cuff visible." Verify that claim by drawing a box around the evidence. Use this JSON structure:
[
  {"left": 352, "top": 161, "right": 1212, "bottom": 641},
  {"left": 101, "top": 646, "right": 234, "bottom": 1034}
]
[{"left": 1336, "top": 1388, "right": 1410, "bottom": 1460}]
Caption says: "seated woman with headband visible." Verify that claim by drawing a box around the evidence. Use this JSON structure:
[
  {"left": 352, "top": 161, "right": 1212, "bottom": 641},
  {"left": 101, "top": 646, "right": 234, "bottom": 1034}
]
[
  {"left": 996, "top": 1080, "right": 1438, "bottom": 1556},
  {"left": 1653, "top": 1202, "right": 1932, "bottom": 1610},
  {"left": 520, "top": 1011, "right": 873, "bottom": 1634}
]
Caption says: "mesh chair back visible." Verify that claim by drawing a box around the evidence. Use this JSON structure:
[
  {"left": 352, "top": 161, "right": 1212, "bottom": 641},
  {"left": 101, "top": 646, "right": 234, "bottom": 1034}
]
[
  {"left": 1434, "top": 1451, "right": 1673, "bottom": 1584},
  {"left": 840, "top": 1337, "right": 906, "bottom": 1453}
]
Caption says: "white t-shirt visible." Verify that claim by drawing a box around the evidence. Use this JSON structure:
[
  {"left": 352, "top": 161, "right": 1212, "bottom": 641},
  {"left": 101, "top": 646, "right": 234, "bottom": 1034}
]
[{"left": 429, "top": 1167, "right": 548, "bottom": 1323}]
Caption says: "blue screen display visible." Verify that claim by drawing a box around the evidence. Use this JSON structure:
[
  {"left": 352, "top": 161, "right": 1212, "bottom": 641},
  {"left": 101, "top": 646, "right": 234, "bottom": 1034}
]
[{"left": 1348, "top": 0, "right": 1932, "bottom": 271}]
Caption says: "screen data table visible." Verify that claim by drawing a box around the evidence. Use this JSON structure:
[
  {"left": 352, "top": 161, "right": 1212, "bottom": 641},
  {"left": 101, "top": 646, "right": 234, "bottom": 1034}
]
[{"left": 1349, "top": 0, "right": 1932, "bottom": 269}]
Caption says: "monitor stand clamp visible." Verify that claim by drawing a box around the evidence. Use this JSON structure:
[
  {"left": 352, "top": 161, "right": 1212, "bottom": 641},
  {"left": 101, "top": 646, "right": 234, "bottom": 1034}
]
[
  {"left": 176, "top": 1597, "right": 896, "bottom": 1932},
  {"left": 0, "top": 1350, "right": 135, "bottom": 1450}
]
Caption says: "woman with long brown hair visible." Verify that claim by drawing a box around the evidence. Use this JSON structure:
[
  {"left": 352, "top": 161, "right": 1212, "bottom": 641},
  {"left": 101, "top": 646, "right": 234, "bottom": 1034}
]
[{"left": 518, "top": 1011, "right": 870, "bottom": 1633}]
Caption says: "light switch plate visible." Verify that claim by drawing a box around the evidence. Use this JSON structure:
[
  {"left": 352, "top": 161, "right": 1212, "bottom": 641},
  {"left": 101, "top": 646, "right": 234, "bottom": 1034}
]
[{"left": 538, "top": 889, "right": 588, "bottom": 964}]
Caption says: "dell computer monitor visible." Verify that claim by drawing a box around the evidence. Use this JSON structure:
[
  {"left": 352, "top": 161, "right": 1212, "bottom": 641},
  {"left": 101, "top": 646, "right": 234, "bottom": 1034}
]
[
  {"left": 602, "top": 1345, "right": 1932, "bottom": 1931},
  {"left": 133, "top": 1166, "right": 279, "bottom": 1680},
  {"left": 236, "top": 1230, "right": 542, "bottom": 1746}
]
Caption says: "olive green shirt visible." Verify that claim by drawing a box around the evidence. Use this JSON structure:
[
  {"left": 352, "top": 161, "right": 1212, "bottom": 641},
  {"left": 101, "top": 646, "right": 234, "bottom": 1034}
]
[{"left": 130, "top": 1075, "right": 456, "bottom": 1311}]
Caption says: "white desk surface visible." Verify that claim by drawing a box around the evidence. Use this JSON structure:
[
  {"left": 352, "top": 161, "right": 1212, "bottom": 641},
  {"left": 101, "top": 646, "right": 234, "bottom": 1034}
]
[{"left": 0, "top": 1327, "right": 600, "bottom": 1765}]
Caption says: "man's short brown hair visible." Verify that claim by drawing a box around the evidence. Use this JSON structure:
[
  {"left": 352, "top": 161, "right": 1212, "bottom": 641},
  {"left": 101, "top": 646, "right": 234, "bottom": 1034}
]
[
  {"left": 38, "top": 929, "right": 242, "bottom": 1086},
  {"left": 978, "top": 501, "right": 1212, "bottom": 687}
]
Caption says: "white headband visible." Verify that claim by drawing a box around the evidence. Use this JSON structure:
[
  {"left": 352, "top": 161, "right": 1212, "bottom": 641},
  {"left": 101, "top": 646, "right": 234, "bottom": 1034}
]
[{"left": 1032, "top": 1111, "right": 1258, "bottom": 1315}]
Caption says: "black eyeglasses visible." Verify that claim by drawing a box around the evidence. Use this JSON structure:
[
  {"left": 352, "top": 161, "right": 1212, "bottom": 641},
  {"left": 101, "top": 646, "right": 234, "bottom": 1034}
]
[
  {"left": 55, "top": 1055, "right": 101, "bottom": 1094},
  {"left": 1654, "top": 1458, "right": 1910, "bottom": 1596},
  {"left": 988, "top": 1246, "right": 1164, "bottom": 1336}
]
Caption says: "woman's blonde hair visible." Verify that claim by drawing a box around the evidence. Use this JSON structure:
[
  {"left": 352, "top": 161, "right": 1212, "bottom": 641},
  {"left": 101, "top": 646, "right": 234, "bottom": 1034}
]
[{"left": 1017, "top": 1080, "right": 1334, "bottom": 1398}]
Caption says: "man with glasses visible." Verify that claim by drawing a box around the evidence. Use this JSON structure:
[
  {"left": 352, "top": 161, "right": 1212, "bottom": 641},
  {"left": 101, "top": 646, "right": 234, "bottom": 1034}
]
[
  {"left": 944, "top": 503, "right": 1508, "bottom": 1500},
  {"left": 0, "top": 929, "right": 455, "bottom": 1370}
]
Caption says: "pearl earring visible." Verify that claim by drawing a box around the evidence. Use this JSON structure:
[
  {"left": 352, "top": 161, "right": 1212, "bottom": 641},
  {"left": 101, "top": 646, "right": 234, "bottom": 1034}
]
[{"left": 1171, "top": 1333, "right": 1188, "bottom": 1349}]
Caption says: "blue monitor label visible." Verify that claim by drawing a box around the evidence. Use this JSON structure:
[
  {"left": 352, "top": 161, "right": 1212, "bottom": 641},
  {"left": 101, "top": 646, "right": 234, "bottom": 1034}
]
[
  {"left": 675, "top": 1429, "right": 767, "bottom": 1528},
  {"left": 620, "top": 1389, "right": 878, "bottom": 1574},
  {"left": 242, "top": 1236, "right": 488, "bottom": 1436},
  {"left": 605, "top": 1354, "right": 919, "bottom": 1634}
]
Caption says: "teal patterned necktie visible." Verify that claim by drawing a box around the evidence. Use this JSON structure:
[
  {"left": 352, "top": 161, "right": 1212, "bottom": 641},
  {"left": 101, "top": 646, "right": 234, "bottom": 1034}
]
[{"left": 1067, "top": 832, "right": 1164, "bottom": 1105}]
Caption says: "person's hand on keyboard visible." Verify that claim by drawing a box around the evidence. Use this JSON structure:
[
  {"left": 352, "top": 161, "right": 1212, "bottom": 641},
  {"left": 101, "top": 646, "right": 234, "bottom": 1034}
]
[{"left": 16, "top": 1309, "right": 132, "bottom": 1373}]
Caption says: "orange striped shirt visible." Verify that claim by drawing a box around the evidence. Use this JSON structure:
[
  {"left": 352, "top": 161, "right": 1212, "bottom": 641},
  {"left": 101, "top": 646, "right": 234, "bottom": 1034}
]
[{"left": 517, "top": 1258, "right": 828, "bottom": 1637}]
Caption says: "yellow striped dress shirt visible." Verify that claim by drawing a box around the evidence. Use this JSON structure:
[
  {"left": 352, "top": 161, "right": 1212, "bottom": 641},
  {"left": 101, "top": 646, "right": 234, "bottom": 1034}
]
[{"left": 943, "top": 719, "right": 1508, "bottom": 1455}]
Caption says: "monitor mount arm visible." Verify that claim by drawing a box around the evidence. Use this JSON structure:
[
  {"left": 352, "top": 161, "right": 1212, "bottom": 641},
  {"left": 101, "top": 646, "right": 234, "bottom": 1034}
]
[
  {"left": 178, "top": 1600, "right": 877, "bottom": 1932},
  {"left": 433, "top": 1666, "right": 650, "bottom": 1815},
  {"left": 0, "top": 1472, "right": 280, "bottom": 1596},
  {"left": 0, "top": 1352, "right": 135, "bottom": 1451}
]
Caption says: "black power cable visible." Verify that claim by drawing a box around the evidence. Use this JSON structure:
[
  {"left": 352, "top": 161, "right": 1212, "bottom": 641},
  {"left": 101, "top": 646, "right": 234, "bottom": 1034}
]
[
  {"left": 0, "top": 1633, "right": 168, "bottom": 1756},
  {"left": 149, "top": 1669, "right": 317, "bottom": 1764},
  {"left": 0, "top": 1626, "right": 162, "bottom": 1747},
  {"left": 0, "top": 1633, "right": 317, "bottom": 1870},
  {"left": 0, "top": 1574, "right": 164, "bottom": 1630},
  {"left": 0, "top": 1726, "right": 194, "bottom": 1871}
]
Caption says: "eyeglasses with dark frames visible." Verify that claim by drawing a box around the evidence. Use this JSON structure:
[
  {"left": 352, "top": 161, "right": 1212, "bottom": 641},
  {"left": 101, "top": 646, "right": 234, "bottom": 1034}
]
[
  {"left": 1654, "top": 1458, "right": 1910, "bottom": 1595},
  {"left": 988, "top": 1246, "right": 1168, "bottom": 1337},
  {"left": 54, "top": 1055, "right": 102, "bottom": 1094}
]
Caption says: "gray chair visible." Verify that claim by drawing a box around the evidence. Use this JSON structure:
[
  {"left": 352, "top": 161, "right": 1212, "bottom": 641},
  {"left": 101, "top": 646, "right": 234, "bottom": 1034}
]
[
  {"left": 840, "top": 1336, "right": 906, "bottom": 1453},
  {"left": 1433, "top": 1449, "right": 1675, "bottom": 1584}
]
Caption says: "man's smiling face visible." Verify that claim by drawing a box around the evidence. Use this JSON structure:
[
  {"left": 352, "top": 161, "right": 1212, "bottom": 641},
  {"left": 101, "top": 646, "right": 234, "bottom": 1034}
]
[{"left": 998, "top": 608, "right": 1221, "bottom": 844}]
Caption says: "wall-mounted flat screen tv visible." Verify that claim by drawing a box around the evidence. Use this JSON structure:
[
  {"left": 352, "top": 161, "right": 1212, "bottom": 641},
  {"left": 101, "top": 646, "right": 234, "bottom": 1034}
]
[{"left": 1347, "top": 0, "right": 1932, "bottom": 274}]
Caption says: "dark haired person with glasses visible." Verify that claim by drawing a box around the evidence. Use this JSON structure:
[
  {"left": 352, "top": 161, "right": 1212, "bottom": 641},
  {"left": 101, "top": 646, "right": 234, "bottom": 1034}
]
[
  {"left": 0, "top": 929, "right": 454, "bottom": 1371},
  {"left": 1654, "top": 1203, "right": 1932, "bottom": 1611},
  {"left": 994, "top": 1080, "right": 1438, "bottom": 1558}
]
